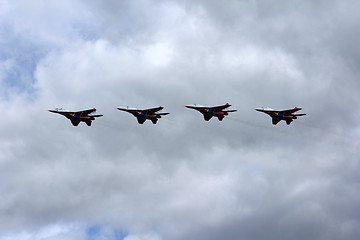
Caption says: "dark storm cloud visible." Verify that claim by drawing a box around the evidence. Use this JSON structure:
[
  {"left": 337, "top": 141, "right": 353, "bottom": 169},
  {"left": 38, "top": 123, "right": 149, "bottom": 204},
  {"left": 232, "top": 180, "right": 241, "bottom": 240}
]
[{"left": 0, "top": 0, "right": 360, "bottom": 239}]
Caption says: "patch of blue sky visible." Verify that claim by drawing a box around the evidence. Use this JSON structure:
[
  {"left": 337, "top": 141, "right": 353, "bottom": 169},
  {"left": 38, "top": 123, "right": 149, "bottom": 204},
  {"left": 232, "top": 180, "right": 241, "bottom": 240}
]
[
  {"left": 86, "top": 224, "right": 128, "bottom": 240},
  {"left": 0, "top": 223, "right": 128, "bottom": 240},
  {"left": 0, "top": 24, "right": 49, "bottom": 100},
  {"left": 0, "top": 21, "right": 102, "bottom": 101}
]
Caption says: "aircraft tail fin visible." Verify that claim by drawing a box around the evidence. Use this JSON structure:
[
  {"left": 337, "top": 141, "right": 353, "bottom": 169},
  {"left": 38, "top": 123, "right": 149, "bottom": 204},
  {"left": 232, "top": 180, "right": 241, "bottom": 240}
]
[
  {"left": 71, "top": 120, "right": 80, "bottom": 126},
  {"left": 137, "top": 117, "right": 146, "bottom": 124},
  {"left": 204, "top": 114, "right": 212, "bottom": 121},
  {"left": 272, "top": 117, "right": 280, "bottom": 125}
]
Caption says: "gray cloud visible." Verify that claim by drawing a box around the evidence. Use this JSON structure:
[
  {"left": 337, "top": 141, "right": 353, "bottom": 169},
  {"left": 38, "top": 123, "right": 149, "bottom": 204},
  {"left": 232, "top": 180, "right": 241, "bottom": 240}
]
[{"left": 0, "top": 0, "right": 359, "bottom": 239}]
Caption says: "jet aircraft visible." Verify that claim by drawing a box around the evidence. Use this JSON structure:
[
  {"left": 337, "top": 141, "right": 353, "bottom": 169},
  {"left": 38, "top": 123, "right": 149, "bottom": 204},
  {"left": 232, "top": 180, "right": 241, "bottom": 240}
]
[
  {"left": 49, "top": 108, "right": 103, "bottom": 126},
  {"left": 185, "top": 103, "right": 237, "bottom": 121},
  {"left": 255, "top": 107, "right": 306, "bottom": 125},
  {"left": 117, "top": 106, "right": 169, "bottom": 124}
]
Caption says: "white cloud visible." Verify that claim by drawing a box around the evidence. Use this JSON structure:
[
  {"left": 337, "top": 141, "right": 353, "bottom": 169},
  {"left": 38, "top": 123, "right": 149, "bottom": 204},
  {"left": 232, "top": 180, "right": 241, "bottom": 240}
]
[
  {"left": 1, "top": 1, "right": 360, "bottom": 240},
  {"left": 0, "top": 223, "right": 83, "bottom": 240},
  {"left": 124, "top": 232, "right": 161, "bottom": 240}
]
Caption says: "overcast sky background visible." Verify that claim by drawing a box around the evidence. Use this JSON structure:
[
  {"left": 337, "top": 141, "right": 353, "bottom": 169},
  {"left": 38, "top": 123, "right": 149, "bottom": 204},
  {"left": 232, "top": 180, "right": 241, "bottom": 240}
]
[{"left": 1, "top": 0, "right": 360, "bottom": 239}]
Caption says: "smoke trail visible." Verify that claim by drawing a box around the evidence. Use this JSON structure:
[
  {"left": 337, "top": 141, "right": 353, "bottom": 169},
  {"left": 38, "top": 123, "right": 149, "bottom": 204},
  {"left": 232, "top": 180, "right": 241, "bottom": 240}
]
[
  {"left": 97, "top": 119, "right": 125, "bottom": 132},
  {"left": 293, "top": 120, "right": 342, "bottom": 137},
  {"left": 293, "top": 120, "right": 359, "bottom": 155}
]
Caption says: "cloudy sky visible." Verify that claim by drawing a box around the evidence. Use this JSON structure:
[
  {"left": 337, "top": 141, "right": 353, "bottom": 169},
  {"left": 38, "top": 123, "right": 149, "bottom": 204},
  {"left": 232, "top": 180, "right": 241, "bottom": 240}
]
[{"left": 1, "top": 0, "right": 360, "bottom": 239}]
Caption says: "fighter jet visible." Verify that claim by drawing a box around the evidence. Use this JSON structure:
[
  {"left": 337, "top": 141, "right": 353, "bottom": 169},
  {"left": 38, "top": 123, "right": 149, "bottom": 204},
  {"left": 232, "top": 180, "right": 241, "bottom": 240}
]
[
  {"left": 256, "top": 107, "right": 306, "bottom": 125},
  {"left": 117, "top": 106, "right": 169, "bottom": 124},
  {"left": 185, "top": 103, "right": 237, "bottom": 121},
  {"left": 49, "top": 108, "right": 103, "bottom": 126}
]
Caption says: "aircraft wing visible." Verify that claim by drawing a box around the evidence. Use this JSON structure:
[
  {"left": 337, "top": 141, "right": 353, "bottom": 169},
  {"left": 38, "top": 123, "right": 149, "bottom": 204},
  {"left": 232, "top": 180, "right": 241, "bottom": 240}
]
[
  {"left": 185, "top": 105, "right": 208, "bottom": 110},
  {"left": 117, "top": 107, "right": 139, "bottom": 113},
  {"left": 213, "top": 103, "right": 231, "bottom": 110},
  {"left": 48, "top": 109, "right": 75, "bottom": 115},
  {"left": 255, "top": 108, "right": 276, "bottom": 113},
  {"left": 186, "top": 103, "right": 231, "bottom": 111},
  {"left": 118, "top": 106, "right": 164, "bottom": 114},
  {"left": 75, "top": 108, "right": 97, "bottom": 116},
  {"left": 145, "top": 106, "right": 164, "bottom": 114},
  {"left": 279, "top": 107, "right": 302, "bottom": 115}
]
